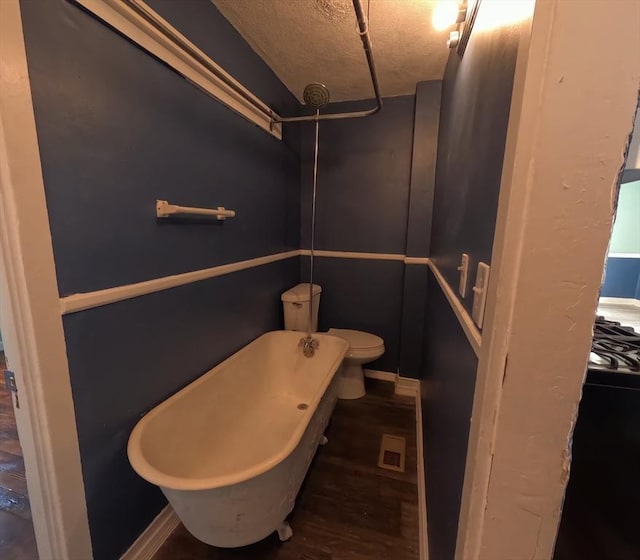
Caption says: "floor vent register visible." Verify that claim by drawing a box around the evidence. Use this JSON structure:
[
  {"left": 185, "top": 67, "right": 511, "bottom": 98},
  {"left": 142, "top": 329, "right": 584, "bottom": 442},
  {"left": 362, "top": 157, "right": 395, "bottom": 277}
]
[{"left": 377, "top": 434, "right": 406, "bottom": 473}]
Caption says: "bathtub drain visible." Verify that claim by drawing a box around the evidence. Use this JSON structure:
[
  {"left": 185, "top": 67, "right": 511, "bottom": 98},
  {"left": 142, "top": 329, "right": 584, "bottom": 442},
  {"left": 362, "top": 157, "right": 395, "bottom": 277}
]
[{"left": 297, "top": 403, "right": 309, "bottom": 410}]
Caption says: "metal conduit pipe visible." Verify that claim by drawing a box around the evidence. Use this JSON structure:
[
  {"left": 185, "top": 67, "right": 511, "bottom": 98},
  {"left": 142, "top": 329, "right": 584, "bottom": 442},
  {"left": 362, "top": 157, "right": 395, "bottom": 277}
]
[
  {"left": 273, "top": 0, "right": 383, "bottom": 124},
  {"left": 121, "top": 0, "right": 381, "bottom": 127},
  {"left": 121, "top": 0, "right": 280, "bottom": 121}
]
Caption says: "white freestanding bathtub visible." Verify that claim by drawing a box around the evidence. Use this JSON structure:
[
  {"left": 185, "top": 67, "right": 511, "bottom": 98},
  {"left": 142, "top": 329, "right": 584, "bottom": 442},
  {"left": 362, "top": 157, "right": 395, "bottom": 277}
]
[{"left": 128, "top": 331, "right": 348, "bottom": 548}]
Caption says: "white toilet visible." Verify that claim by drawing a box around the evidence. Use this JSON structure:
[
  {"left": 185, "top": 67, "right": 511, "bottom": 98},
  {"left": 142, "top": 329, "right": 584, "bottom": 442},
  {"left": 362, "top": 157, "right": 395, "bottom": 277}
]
[{"left": 281, "top": 283, "right": 385, "bottom": 399}]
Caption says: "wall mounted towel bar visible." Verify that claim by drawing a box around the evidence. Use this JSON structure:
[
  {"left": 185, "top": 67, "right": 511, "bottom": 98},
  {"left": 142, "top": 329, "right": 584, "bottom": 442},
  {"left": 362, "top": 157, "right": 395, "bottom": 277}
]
[{"left": 156, "top": 200, "right": 236, "bottom": 220}]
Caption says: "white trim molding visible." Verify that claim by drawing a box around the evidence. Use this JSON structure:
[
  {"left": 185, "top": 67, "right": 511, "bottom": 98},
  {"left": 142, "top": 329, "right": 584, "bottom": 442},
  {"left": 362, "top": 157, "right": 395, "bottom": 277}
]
[
  {"left": 415, "top": 383, "right": 429, "bottom": 560},
  {"left": 60, "top": 249, "right": 430, "bottom": 315},
  {"left": 404, "top": 256, "right": 430, "bottom": 265},
  {"left": 363, "top": 369, "right": 420, "bottom": 397},
  {"left": 120, "top": 505, "right": 179, "bottom": 560},
  {"left": 365, "top": 371, "right": 427, "bottom": 559},
  {"left": 0, "top": 1, "right": 93, "bottom": 557},
  {"left": 73, "top": 0, "right": 282, "bottom": 139},
  {"left": 60, "top": 250, "right": 300, "bottom": 314},
  {"left": 395, "top": 376, "right": 420, "bottom": 397},
  {"left": 300, "top": 249, "right": 430, "bottom": 265},
  {"left": 364, "top": 369, "right": 397, "bottom": 382},
  {"left": 427, "top": 260, "right": 481, "bottom": 356},
  {"left": 301, "top": 249, "right": 406, "bottom": 261},
  {"left": 607, "top": 252, "right": 640, "bottom": 258}
]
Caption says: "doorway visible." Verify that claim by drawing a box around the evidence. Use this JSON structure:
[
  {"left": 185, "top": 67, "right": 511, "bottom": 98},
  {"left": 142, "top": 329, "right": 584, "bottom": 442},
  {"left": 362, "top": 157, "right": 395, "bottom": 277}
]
[
  {"left": 0, "top": 3, "right": 94, "bottom": 559},
  {"left": 0, "top": 325, "right": 38, "bottom": 559},
  {"left": 597, "top": 120, "right": 640, "bottom": 332},
  {"left": 553, "top": 107, "right": 640, "bottom": 560}
]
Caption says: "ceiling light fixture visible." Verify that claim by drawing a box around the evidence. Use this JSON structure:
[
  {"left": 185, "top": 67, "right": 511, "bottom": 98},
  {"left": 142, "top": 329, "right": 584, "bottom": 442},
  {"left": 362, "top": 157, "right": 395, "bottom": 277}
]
[
  {"left": 433, "top": 0, "right": 482, "bottom": 55},
  {"left": 432, "top": 0, "right": 462, "bottom": 31}
]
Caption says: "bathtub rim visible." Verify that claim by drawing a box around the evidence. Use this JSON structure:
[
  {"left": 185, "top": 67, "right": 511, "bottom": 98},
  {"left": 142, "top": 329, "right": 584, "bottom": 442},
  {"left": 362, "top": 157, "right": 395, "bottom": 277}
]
[{"left": 127, "top": 330, "right": 348, "bottom": 491}]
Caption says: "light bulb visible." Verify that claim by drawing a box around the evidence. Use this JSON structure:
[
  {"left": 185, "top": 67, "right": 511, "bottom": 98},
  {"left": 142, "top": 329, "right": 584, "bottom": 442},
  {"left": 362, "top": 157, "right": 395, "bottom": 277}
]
[{"left": 432, "top": 0, "right": 459, "bottom": 31}]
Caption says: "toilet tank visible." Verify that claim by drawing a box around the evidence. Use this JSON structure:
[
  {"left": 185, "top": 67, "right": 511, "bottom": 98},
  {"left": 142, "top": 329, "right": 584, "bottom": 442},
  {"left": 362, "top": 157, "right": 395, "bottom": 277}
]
[{"left": 281, "top": 283, "right": 322, "bottom": 332}]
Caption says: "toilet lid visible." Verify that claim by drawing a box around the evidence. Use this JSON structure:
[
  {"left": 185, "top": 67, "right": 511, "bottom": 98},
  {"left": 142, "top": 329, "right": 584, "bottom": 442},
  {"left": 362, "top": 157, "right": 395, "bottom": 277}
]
[{"left": 328, "top": 328, "right": 384, "bottom": 350}]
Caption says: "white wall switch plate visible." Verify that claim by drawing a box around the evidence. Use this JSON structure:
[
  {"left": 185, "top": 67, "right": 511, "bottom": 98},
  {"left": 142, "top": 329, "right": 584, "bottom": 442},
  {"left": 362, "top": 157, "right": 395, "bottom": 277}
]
[
  {"left": 457, "top": 253, "right": 469, "bottom": 297},
  {"left": 472, "top": 262, "right": 491, "bottom": 328}
]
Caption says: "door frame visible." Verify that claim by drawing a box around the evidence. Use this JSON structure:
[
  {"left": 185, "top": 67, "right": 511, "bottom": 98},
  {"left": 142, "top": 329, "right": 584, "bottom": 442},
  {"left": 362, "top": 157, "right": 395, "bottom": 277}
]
[
  {"left": 456, "top": 1, "right": 640, "bottom": 559},
  {"left": 0, "top": 1, "right": 93, "bottom": 558}
]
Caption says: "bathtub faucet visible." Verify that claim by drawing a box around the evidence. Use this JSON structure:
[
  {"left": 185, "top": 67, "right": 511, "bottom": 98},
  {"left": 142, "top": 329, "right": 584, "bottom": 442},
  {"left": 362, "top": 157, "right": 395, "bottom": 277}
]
[{"left": 299, "top": 335, "right": 319, "bottom": 358}]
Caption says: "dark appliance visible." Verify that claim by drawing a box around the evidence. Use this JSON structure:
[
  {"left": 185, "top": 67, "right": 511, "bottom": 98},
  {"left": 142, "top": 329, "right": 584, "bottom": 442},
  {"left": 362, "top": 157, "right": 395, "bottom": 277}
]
[{"left": 554, "top": 317, "right": 640, "bottom": 560}]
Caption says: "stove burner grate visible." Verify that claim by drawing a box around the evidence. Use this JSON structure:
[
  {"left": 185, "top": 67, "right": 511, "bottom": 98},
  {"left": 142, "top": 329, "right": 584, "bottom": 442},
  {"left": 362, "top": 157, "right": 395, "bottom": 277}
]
[{"left": 589, "top": 317, "right": 640, "bottom": 373}]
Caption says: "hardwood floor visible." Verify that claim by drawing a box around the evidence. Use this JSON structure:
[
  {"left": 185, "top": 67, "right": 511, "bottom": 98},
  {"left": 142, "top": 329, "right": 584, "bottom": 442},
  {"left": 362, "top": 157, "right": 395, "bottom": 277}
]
[
  {"left": 0, "top": 352, "right": 38, "bottom": 560},
  {"left": 154, "top": 378, "right": 419, "bottom": 560}
]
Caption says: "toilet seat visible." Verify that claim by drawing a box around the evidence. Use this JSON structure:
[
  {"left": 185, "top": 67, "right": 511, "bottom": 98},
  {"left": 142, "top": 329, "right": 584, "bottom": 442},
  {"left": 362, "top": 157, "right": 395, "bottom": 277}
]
[{"left": 327, "top": 328, "right": 384, "bottom": 359}]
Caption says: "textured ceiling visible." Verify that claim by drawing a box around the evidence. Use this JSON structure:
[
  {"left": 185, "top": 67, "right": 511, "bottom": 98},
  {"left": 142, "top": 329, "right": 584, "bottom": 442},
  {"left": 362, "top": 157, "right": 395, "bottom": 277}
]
[{"left": 212, "top": 0, "right": 450, "bottom": 102}]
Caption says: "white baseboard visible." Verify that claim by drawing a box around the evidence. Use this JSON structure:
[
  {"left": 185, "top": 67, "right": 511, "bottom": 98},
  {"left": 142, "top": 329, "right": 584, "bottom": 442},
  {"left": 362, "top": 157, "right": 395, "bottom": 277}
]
[
  {"left": 415, "top": 383, "right": 429, "bottom": 560},
  {"left": 120, "top": 505, "right": 180, "bottom": 560},
  {"left": 599, "top": 296, "right": 640, "bottom": 308},
  {"left": 395, "top": 376, "right": 420, "bottom": 397},
  {"left": 364, "top": 369, "right": 397, "bottom": 382},
  {"left": 364, "top": 370, "right": 420, "bottom": 397}
]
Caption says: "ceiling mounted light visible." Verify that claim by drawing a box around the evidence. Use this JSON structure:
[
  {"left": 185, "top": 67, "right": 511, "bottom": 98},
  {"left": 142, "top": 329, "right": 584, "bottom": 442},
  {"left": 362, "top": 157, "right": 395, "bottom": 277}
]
[
  {"left": 434, "top": 0, "right": 483, "bottom": 55},
  {"left": 432, "top": 0, "right": 461, "bottom": 31}
]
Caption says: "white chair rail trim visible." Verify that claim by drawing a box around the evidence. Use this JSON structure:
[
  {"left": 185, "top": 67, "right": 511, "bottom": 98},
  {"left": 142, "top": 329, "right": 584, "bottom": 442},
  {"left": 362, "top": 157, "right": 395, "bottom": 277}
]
[
  {"left": 301, "top": 249, "right": 430, "bottom": 265},
  {"left": 427, "top": 260, "right": 481, "bottom": 356},
  {"left": 300, "top": 249, "right": 406, "bottom": 261},
  {"left": 60, "top": 250, "right": 300, "bottom": 314},
  {"left": 60, "top": 249, "right": 432, "bottom": 315}
]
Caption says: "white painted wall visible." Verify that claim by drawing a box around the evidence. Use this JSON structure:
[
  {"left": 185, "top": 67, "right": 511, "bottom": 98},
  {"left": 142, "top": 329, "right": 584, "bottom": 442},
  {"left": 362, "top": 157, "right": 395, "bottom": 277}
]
[{"left": 457, "top": 1, "right": 640, "bottom": 559}]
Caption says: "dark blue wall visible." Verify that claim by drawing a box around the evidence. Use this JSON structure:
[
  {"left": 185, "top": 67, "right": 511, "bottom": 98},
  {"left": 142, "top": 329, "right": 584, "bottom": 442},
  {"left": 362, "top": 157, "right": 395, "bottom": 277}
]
[
  {"left": 421, "top": 18, "right": 524, "bottom": 560},
  {"left": 21, "top": 0, "right": 300, "bottom": 297},
  {"left": 301, "top": 257, "right": 405, "bottom": 373},
  {"left": 63, "top": 259, "right": 298, "bottom": 560},
  {"left": 400, "top": 264, "right": 430, "bottom": 377},
  {"left": 430, "top": 24, "right": 520, "bottom": 317},
  {"left": 406, "top": 81, "right": 442, "bottom": 259},
  {"left": 19, "top": 1, "right": 301, "bottom": 559},
  {"left": 422, "top": 269, "right": 479, "bottom": 560},
  {"left": 300, "top": 95, "right": 435, "bottom": 376},
  {"left": 400, "top": 81, "right": 442, "bottom": 377},
  {"left": 300, "top": 96, "right": 416, "bottom": 253},
  {"left": 601, "top": 257, "right": 640, "bottom": 299}
]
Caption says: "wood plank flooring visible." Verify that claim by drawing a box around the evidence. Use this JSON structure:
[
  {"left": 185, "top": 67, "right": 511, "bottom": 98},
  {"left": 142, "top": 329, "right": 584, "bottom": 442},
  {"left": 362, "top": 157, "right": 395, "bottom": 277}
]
[
  {"left": 154, "top": 379, "right": 419, "bottom": 560},
  {"left": 0, "top": 352, "right": 38, "bottom": 560}
]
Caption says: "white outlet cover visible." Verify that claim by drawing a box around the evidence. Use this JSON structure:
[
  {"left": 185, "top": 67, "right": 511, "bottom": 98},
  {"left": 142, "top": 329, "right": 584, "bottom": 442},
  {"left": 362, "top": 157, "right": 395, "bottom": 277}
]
[
  {"left": 458, "top": 253, "right": 469, "bottom": 298},
  {"left": 472, "top": 262, "right": 491, "bottom": 328}
]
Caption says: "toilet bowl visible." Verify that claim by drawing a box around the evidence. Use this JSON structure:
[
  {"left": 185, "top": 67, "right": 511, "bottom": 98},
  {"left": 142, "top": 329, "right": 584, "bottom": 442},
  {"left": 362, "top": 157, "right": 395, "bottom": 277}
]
[
  {"left": 327, "top": 328, "right": 385, "bottom": 400},
  {"left": 281, "top": 284, "right": 386, "bottom": 399}
]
